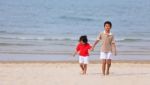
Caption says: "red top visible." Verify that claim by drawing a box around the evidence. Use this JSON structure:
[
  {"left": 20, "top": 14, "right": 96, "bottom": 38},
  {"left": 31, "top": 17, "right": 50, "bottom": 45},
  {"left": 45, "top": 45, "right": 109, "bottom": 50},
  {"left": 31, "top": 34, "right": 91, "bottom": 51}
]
[{"left": 76, "top": 43, "right": 91, "bottom": 57}]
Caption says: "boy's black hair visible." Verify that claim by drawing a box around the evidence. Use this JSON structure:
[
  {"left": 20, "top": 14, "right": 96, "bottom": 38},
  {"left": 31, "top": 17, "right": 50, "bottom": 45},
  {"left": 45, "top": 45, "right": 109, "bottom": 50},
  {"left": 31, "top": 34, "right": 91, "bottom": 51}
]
[
  {"left": 104, "top": 21, "right": 112, "bottom": 28},
  {"left": 79, "top": 35, "right": 88, "bottom": 44}
]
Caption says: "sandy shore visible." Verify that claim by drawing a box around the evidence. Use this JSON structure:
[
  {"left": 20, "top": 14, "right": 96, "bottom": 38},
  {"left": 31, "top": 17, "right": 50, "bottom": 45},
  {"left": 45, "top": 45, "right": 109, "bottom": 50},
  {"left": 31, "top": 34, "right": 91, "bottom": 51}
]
[{"left": 0, "top": 62, "right": 150, "bottom": 85}]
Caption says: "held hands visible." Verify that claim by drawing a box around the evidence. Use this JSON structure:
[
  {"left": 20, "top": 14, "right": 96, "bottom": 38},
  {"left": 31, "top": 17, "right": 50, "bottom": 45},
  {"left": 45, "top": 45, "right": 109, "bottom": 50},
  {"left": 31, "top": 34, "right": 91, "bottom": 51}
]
[{"left": 91, "top": 46, "right": 95, "bottom": 51}]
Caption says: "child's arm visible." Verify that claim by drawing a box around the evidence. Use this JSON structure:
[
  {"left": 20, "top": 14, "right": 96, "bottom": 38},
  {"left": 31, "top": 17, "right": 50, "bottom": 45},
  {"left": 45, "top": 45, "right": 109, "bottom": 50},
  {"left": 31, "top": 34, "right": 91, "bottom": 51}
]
[
  {"left": 91, "top": 40, "right": 99, "bottom": 51},
  {"left": 111, "top": 35, "right": 117, "bottom": 56},
  {"left": 112, "top": 43, "right": 117, "bottom": 56},
  {"left": 92, "top": 33, "right": 101, "bottom": 51},
  {"left": 88, "top": 45, "right": 92, "bottom": 54},
  {"left": 73, "top": 50, "right": 78, "bottom": 57},
  {"left": 73, "top": 43, "right": 80, "bottom": 57},
  {"left": 88, "top": 48, "right": 92, "bottom": 54}
]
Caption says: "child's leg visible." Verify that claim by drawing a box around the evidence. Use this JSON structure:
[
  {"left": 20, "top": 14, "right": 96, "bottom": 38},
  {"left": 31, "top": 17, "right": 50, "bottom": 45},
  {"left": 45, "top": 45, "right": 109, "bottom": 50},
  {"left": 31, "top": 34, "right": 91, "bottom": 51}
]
[
  {"left": 80, "top": 63, "right": 84, "bottom": 74},
  {"left": 101, "top": 59, "right": 106, "bottom": 75},
  {"left": 83, "top": 64, "right": 87, "bottom": 74},
  {"left": 79, "top": 56, "right": 84, "bottom": 74},
  {"left": 106, "top": 59, "right": 111, "bottom": 75}
]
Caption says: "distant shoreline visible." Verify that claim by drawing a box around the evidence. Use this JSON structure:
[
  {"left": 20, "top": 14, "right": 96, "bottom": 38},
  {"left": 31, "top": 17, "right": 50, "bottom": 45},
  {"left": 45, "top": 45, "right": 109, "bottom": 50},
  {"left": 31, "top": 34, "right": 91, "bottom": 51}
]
[
  {"left": 0, "top": 52, "right": 150, "bottom": 61},
  {"left": 0, "top": 60, "right": 150, "bottom": 64},
  {"left": 1, "top": 51, "right": 150, "bottom": 55}
]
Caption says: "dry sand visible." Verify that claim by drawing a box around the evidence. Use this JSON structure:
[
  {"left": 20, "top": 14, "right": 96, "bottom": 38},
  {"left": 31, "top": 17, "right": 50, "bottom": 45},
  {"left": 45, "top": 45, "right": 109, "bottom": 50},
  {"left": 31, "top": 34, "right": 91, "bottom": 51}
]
[{"left": 0, "top": 62, "right": 150, "bottom": 85}]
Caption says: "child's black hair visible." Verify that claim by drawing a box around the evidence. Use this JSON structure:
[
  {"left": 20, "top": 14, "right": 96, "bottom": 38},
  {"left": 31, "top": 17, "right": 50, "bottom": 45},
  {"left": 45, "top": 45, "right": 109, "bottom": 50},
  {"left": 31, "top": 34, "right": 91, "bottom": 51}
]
[
  {"left": 104, "top": 21, "right": 112, "bottom": 28},
  {"left": 79, "top": 35, "right": 88, "bottom": 44}
]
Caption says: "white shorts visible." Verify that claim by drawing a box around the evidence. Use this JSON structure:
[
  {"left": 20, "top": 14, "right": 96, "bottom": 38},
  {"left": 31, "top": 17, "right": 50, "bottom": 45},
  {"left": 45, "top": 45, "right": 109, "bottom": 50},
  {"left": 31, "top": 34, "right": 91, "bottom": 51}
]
[
  {"left": 79, "top": 56, "right": 89, "bottom": 64},
  {"left": 100, "top": 52, "right": 112, "bottom": 59}
]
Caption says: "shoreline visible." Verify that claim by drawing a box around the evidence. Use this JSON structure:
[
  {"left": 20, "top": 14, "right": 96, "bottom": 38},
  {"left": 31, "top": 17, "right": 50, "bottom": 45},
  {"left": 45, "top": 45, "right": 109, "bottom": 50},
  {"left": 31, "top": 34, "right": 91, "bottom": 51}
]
[
  {"left": 0, "top": 60, "right": 150, "bottom": 64},
  {"left": 1, "top": 51, "right": 150, "bottom": 55},
  {"left": 0, "top": 53, "right": 150, "bottom": 62}
]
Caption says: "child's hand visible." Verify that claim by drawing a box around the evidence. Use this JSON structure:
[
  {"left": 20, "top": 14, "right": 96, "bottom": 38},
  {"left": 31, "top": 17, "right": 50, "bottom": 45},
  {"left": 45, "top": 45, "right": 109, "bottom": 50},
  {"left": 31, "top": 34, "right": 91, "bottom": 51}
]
[
  {"left": 73, "top": 53, "right": 76, "bottom": 57},
  {"left": 91, "top": 47, "right": 94, "bottom": 51},
  {"left": 73, "top": 51, "right": 78, "bottom": 57},
  {"left": 113, "top": 52, "right": 117, "bottom": 56},
  {"left": 115, "top": 52, "right": 117, "bottom": 56}
]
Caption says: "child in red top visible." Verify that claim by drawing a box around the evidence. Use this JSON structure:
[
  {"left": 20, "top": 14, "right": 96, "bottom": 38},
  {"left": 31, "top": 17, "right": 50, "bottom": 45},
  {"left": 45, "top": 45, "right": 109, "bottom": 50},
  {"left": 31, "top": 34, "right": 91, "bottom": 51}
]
[{"left": 73, "top": 35, "right": 91, "bottom": 75}]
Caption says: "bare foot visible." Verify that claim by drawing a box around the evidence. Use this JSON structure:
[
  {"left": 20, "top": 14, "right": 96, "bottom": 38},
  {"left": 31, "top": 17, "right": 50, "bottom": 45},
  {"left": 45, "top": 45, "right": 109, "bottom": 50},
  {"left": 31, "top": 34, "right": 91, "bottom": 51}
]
[
  {"left": 83, "top": 72, "right": 87, "bottom": 75},
  {"left": 106, "top": 71, "right": 109, "bottom": 75},
  {"left": 102, "top": 72, "right": 105, "bottom": 76},
  {"left": 80, "top": 71, "right": 84, "bottom": 75}
]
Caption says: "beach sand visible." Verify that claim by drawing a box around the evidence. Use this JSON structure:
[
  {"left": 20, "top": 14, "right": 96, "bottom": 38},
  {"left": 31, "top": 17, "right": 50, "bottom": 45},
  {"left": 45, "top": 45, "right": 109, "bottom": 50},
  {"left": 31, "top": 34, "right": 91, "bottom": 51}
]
[{"left": 0, "top": 62, "right": 150, "bottom": 85}]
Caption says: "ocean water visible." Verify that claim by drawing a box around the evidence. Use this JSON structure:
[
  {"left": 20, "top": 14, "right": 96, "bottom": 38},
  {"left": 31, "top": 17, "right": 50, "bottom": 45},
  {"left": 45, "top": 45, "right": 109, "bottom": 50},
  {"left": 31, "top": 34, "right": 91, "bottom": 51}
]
[{"left": 0, "top": 0, "right": 150, "bottom": 61}]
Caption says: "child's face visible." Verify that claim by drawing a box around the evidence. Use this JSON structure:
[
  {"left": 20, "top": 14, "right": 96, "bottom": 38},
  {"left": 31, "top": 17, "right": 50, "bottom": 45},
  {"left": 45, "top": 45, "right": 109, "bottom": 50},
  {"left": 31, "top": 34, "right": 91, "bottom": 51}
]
[
  {"left": 81, "top": 41, "right": 85, "bottom": 44},
  {"left": 104, "top": 24, "right": 111, "bottom": 32}
]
